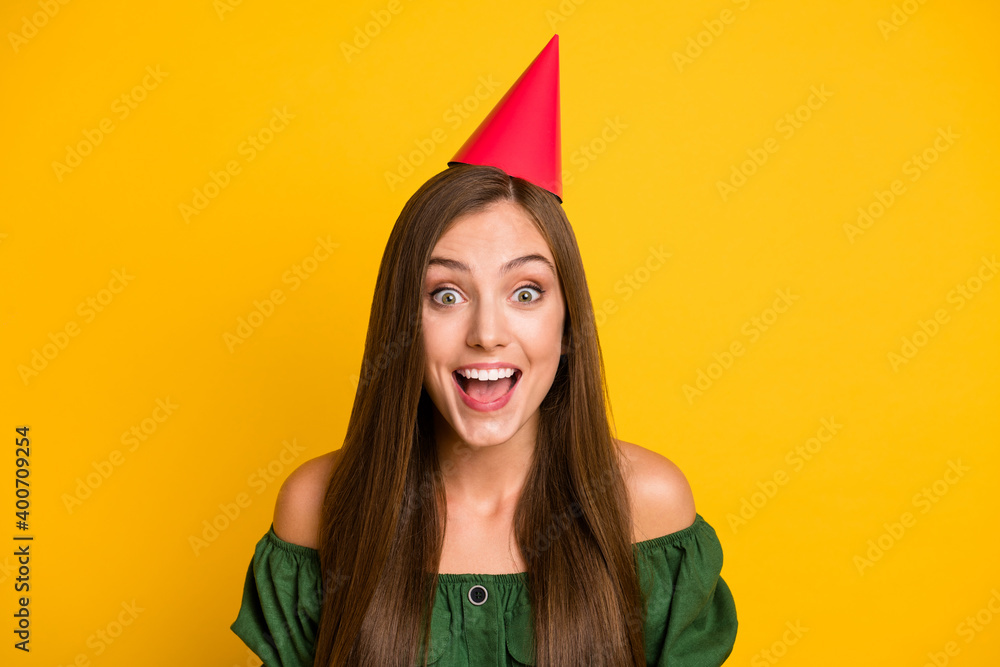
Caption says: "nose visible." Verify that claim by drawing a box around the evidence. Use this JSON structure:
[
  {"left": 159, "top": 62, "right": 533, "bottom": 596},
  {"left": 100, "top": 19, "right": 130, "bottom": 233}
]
[{"left": 467, "top": 294, "right": 510, "bottom": 351}]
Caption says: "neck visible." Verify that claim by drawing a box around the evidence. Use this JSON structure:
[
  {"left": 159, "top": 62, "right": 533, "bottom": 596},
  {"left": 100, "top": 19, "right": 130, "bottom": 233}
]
[{"left": 432, "top": 408, "right": 535, "bottom": 517}]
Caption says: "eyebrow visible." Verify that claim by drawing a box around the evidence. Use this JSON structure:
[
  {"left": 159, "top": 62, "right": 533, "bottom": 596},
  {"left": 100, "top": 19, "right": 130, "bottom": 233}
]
[{"left": 426, "top": 254, "right": 557, "bottom": 278}]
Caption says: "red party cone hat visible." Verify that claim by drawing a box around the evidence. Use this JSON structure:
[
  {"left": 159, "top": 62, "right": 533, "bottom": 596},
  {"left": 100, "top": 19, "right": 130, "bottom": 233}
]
[{"left": 449, "top": 35, "right": 563, "bottom": 201}]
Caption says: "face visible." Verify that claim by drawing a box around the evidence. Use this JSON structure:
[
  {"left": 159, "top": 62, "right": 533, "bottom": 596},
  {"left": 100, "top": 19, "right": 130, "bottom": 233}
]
[{"left": 421, "top": 200, "right": 567, "bottom": 449}]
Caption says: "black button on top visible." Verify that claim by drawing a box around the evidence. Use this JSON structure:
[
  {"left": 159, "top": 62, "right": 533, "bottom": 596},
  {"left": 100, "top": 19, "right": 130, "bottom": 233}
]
[{"left": 468, "top": 585, "right": 488, "bottom": 606}]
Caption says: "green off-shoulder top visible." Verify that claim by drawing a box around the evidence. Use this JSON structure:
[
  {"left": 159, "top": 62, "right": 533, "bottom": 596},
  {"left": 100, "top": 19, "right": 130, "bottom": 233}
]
[{"left": 230, "top": 513, "right": 737, "bottom": 666}]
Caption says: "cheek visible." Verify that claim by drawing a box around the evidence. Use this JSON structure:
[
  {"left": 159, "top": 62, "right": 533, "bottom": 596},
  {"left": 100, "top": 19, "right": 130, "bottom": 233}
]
[
  {"left": 518, "top": 323, "right": 563, "bottom": 366},
  {"left": 421, "top": 309, "right": 460, "bottom": 371},
  {"left": 530, "top": 305, "right": 565, "bottom": 343},
  {"left": 422, "top": 311, "right": 457, "bottom": 344}
]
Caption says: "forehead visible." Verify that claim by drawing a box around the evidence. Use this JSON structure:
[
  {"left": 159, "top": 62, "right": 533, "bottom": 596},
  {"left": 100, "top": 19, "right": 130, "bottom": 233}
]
[{"left": 429, "top": 201, "right": 552, "bottom": 263}]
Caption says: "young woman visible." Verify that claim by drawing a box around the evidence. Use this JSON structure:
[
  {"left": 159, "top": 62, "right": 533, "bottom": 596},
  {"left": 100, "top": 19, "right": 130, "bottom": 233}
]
[{"left": 231, "top": 164, "right": 738, "bottom": 666}]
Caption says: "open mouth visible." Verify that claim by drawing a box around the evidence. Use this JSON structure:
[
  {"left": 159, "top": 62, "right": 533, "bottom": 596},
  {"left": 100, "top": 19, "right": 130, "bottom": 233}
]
[{"left": 453, "top": 370, "right": 521, "bottom": 404}]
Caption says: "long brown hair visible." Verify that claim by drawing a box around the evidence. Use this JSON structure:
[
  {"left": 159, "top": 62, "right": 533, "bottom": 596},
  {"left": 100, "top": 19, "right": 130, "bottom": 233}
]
[{"left": 314, "top": 164, "right": 647, "bottom": 666}]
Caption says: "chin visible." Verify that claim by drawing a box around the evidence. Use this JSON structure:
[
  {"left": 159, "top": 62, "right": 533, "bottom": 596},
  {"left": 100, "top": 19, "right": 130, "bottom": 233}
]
[
  {"left": 445, "top": 410, "right": 520, "bottom": 444},
  {"left": 429, "top": 395, "right": 529, "bottom": 448}
]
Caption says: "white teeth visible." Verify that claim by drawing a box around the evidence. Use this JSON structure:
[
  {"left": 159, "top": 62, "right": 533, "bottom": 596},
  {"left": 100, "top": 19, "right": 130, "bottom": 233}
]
[{"left": 459, "top": 367, "right": 516, "bottom": 380}]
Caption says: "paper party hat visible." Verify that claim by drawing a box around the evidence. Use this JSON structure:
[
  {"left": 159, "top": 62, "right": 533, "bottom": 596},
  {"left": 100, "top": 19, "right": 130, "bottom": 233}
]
[{"left": 448, "top": 35, "right": 563, "bottom": 201}]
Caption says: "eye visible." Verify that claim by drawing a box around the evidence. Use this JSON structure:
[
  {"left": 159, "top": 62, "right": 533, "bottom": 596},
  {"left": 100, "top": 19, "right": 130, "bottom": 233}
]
[
  {"left": 428, "top": 283, "right": 546, "bottom": 307},
  {"left": 515, "top": 284, "right": 545, "bottom": 304},
  {"left": 429, "top": 288, "right": 465, "bottom": 306}
]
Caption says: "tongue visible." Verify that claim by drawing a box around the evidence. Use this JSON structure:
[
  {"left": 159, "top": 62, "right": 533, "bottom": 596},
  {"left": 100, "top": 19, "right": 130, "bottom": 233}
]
[{"left": 466, "top": 377, "right": 514, "bottom": 402}]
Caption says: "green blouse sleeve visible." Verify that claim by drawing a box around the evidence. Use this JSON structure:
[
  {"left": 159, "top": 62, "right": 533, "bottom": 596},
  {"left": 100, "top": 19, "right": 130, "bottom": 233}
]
[
  {"left": 230, "top": 524, "right": 323, "bottom": 667},
  {"left": 636, "top": 514, "right": 738, "bottom": 667}
]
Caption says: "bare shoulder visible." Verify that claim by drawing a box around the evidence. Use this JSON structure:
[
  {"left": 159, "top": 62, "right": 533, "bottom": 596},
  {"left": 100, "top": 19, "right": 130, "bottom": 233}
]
[
  {"left": 616, "top": 439, "right": 697, "bottom": 542},
  {"left": 272, "top": 449, "right": 342, "bottom": 549}
]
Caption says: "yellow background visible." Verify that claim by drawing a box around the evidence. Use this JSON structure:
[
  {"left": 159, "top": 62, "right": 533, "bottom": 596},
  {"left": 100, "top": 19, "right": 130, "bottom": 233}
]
[{"left": 2, "top": 0, "right": 998, "bottom": 664}]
